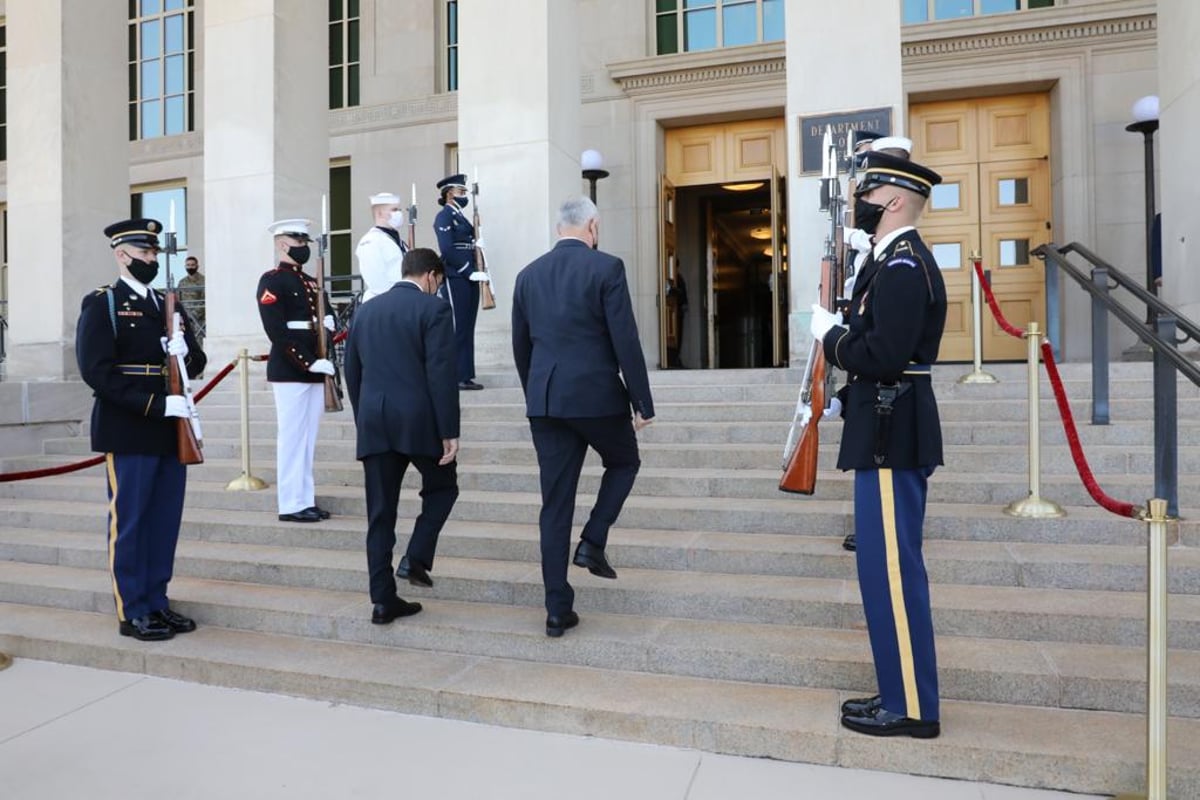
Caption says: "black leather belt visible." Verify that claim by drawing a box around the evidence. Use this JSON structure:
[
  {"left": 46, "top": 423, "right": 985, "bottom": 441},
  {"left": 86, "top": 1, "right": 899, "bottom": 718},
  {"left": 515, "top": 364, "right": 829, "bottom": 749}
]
[{"left": 117, "top": 363, "right": 163, "bottom": 376}]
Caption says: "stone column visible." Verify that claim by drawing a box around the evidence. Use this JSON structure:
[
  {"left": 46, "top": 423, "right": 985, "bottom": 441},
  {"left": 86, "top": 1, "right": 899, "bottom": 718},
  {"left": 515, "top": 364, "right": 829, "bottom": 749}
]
[
  {"left": 5, "top": 0, "right": 128, "bottom": 379},
  {"left": 202, "top": 0, "right": 327, "bottom": 366},
  {"left": 784, "top": 1, "right": 903, "bottom": 363},
  {"left": 456, "top": 0, "right": 580, "bottom": 370},
  {"left": 1157, "top": 3, "right": 1200, "bottom": 326}
]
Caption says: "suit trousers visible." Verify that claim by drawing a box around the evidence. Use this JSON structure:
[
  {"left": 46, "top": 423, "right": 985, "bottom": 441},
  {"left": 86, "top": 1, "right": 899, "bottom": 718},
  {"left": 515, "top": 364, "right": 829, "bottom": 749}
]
[
  {"left": 362, "top": 450, "right": 459, "bottom": 604},
  {"left": 440, "top": 276, "right": 479, "bottom": 383},
  {"left": 854, "top": 466, "right": 940, "bottom": 722},
  {"left": 104, "top": 452, "right": 187, "bottom": 621},
  {"left": 272, "top": 382, "right": 324, "bottom": 514},
  {"left": 529, "top": 415, "right": 641, "bottom": 615}
]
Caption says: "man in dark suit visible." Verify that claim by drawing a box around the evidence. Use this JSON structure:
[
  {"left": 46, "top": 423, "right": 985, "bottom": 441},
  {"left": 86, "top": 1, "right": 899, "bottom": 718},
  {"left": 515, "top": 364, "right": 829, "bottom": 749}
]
[
  {"left": 512, "top": 196, "right": 655, "bottom": 638},
  {"left": 344, "top": 248, "right": 460, "bottom": 624}
]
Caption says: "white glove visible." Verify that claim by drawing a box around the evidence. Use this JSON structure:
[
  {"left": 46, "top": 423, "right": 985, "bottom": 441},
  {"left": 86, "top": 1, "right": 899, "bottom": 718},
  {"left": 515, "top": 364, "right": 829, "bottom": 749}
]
[
  {"left": 843, "top": 273, "right": 856, "bottom": 298},
  {"left": 797, "top": 403, "right": 813, "bottom": 429},
  {"left": 160, "top": 330, "right": 188, "bottom": 358},
  {"left": 309, "top": 358, "right": 336, "bottom": 376},
  {"left": 323, "top": 314, "right": 336, "bottom": 332},
  {"left": 469, "top": 271, "right": 491, "bottom": 283},
  {"left": 473, "top": 238, "right": 486, "bottom": 250},
  {"left": 824, "top": 396, "right": 842, "bottom": 420},
  {"left": 810, "top": 304, "right": 843, "bottom": 341},
  {"left": 843, "top": 227, "right": 872, "bottom": 252},
  {"left": 164, "top": 395, "right": 189, "bottom": 418}
]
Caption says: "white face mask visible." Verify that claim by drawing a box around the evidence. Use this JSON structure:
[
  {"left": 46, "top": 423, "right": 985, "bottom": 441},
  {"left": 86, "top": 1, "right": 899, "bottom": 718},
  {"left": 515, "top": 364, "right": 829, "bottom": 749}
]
[{"left": 388, "top": 210, "right": 406, "bottom": 229}]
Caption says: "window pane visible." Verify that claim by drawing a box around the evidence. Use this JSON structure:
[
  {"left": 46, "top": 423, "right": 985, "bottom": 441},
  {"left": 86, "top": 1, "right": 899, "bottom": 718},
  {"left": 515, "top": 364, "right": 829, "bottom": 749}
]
[
  {"left": 348, "top": 19, "right": 359, "bottom": 62},
  {"left": 982, "top": 0, "right": 1019, "bottom": 12},
  {"left": 141, "top": 99, "right": 163, "bottom": 138},
  {"left": 165, "top": 95, "right": 185, "bottom": 135},
  {"left": 722, "top": 2, "right": 756, "bottom": 47},
  {"left": 762, "top": 0, "right": 784, "bottom": 41},
  {"left": 998, "top": 177, "right": 1029, "bottom": 205},
  {"left": 140, "top": 0, "right": 161, "bottom": 15},
  {"left": 683, "top": 7, "right": 716, "bottom": 51},
  {"left": 329, "top": 21, "right": 343, "bottom": 66},
  {"left": 934, "top": 0, "right": 973, "bottom": 19},
  {"left": 329, "top": 0, "right": 342, "bottom": 22},
  {"left": 128, "top": 23, "right": 137, "bottom": 61},
  {"left": 930, "top": 182, "right": 961, "bottom": 210},
  {"left": 165, "top": 54, "right": 184, "bottom": 94},
  {"left": 331, "top": 166, "right": 352, "bottom": 230},
  {"left": 448, "top": 1, "right": 458, "bottom": 43},
  {"left": 348, "top": 0, "right": 359, "bottom": 18},
  {"left": 329, "top": 66, "right": 343, "bottom": 109},
  {"left": 348, "top": 64, "right": 359, "bottom": 106},
  {"left": 129, "top": 103, "right": 138, "bottom": 141},
  {"left": 141, "top": 19, "right": 161, "bottom": 58},
  {"left": 165, "top": 0, "right": 184, "bottom": 9},
  {"left": 165, "top": 13, "right": 184, "bottom": 53},
  {"left": 683, "top": 0, "right": 715, "bottom": 6},
  {"left": 656, "top": 0, "right": 676, "bottom": 10},
  {"left": 999, "top": 238, "right": 1030, "bottom": 267},
  {"left": 903, "top": 0, "right": 929, "bottom": 23},
  {"left": 656, "top": 14, "right": 678, "bottom": 54},
  {"left": 448, "top": 48, "right": 458, "bottom": 91},
  {"left": 932, "top": 242, "right": 962, "bottom": 270},
  {"left": 141, "top": 59, "right": 161, "bottom": 99},
  {"left": 1029, "top": 0, "right": 1054, "bottom": 7}
]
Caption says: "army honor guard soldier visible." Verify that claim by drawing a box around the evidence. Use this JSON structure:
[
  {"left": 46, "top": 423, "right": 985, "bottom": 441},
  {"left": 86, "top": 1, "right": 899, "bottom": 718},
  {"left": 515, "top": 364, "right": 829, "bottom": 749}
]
[
  {"left": 257, "top": 218, "right": 337, "bottom": 523},
  {"left": 75, "top": 218, "right": 207, "bottom": 641},
  {"left": 810, "top": 151, "right": 948, "bottom": 738},
  {"left": 434, "top": 173, "right": 486, "bottom": 390}
]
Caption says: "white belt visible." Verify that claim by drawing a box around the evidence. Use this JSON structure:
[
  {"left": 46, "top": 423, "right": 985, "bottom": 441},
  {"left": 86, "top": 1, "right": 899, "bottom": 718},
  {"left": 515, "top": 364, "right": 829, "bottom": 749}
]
[{"left": 286, "top": 320, "right": 314, "bottom": 330}]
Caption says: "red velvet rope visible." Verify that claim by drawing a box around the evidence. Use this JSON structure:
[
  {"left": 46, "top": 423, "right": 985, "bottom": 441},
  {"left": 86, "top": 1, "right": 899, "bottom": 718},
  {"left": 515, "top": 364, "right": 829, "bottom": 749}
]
[
  {"left": 1039, "top": 341, "right": 1141, "bottom": 518},
  {"left": 332, "top": 330, "right": 347, "bottom": 345},
  {"left": 0, "top": 354, "right": 265, "bottom": 483},
  {"left": 972, "top": 259, "right": 1026, "bottom": 339}
]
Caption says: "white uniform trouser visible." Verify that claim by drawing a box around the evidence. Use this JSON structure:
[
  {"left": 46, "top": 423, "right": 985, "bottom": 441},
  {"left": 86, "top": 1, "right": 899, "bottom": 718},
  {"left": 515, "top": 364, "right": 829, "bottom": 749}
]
[{"left": 272, "top": 382, "right": 324, "bottom": 514}]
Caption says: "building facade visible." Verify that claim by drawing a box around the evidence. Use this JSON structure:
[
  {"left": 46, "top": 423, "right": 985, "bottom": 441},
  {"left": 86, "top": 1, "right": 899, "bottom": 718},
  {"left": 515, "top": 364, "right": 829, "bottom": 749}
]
[{"left": 0, "top": 0, "right": 1189, "bottom": 379}]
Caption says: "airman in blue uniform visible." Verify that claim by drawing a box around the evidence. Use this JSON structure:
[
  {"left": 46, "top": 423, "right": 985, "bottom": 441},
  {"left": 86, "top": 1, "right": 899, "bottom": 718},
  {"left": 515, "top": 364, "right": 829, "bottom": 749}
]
[{"left": 433, "top": 173, "right": 485, "bottom": 390}]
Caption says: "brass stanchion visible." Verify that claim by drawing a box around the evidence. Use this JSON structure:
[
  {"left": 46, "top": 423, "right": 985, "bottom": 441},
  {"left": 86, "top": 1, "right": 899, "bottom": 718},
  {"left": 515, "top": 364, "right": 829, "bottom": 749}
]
[
  {"left": 1005, "top": 322, "right": 1065, "bottom": 518},
  {"left": 958, "top": 252, "right": 999, "bottom": 385},
  {"left": 225, "top": 348, "right": 268, "bottom": 491}
]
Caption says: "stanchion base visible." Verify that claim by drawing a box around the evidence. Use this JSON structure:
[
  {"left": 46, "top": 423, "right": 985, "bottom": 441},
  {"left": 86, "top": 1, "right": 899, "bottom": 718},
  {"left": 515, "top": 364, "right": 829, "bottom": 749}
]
[
  {"left": 1005, "top": 496, "right": 1067, "bottom": 518},
  {"left": 957, "top": 370, "right": 999, "bottom": 384},
  {"left": 226, "top": 474, "right": 268, "bottom": 491},
  {"left": 0, "top": 652, "right": 12, "bottom": 671},
  {"left": 1113, "top": 794, "right": 1147, "bottom": 800}
]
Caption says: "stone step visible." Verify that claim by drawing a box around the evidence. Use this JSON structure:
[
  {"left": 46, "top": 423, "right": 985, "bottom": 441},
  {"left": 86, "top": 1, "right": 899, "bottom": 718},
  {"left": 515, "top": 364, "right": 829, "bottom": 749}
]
[
  {"left": 3, "top": 548, "right": 1199, "bottom": 650},
  {"left": 0, "top": 475, "right": 1185, "bottom": 546}
]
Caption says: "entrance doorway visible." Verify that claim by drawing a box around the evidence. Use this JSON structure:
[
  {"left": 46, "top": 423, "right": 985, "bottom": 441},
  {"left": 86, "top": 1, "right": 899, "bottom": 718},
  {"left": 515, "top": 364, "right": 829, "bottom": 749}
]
[
  {"left": 911, "top": 92, "right": 1052, "bottom": 361},
  {"left": 660, "top": 117, "right": 788, "bottom": 368}
]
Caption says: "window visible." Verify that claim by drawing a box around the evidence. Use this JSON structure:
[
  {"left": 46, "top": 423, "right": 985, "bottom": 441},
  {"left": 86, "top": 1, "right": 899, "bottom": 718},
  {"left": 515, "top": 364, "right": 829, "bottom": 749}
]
[
  {"left": 446, "top": 144, "right": 459, "bottom": 177},
  {"left": 128, "top": 0, "right": 195, "bottom": 140},
  {"left": 444, "top": 0, "right": 459, "bottom": 92},
  {"left": 329, "top": 0, "right": 360, "bottom": 109},
  {"left": 655, "top": 0, "right": 784, "bottom": 55},
  {"left": 329, "top": 161, "right": 354, "bottom": 298},
  {"left": 903, "top": 0, "right": 1054, "bottom": 24},
  {"left": 1, "top": 24, "right": 7, "bottom": 161},
  {"left": 130, "top": 184, "right": 188, "bottom": 288}
]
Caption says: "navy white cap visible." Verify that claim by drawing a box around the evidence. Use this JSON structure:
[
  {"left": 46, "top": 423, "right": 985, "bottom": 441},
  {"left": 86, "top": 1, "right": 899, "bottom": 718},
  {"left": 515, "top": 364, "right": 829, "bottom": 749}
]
[
  {"left": 369, "top": 192, "right": 401, "bottom": 206},
  {"left": 267, "top": 218, "right": 313, "bottom": 240},
  {"left": 104, "top": 218, "right": 162, "bottom": 249},
  {"left": 872, "top": 136, "right": 913, "bottom": 156}
]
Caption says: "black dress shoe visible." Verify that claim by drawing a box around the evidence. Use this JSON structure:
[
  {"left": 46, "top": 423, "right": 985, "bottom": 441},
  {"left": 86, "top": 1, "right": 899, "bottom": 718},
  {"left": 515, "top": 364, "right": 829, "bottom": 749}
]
[
  {"left": 396, "top": 555, "right": 433, "bottom": 588},
  {"left": 840, "top": 693, "right": 881, "bottom": 715},
  {"left": 572, "top": 540, "right": 617, "bottom": 579},
  {"left": 306, "top": 506, "right": 332, "bottom": 520},
  {"left": 841, "top": 705, "right": 940, "bottom": 738},
  {"left": 457, "top": 380, "right": 484, "bottom": 390},
  {"left": 546, "top": 610, "right": 579, "bottom": 638},
  {"left": 279, "top": 508, "right": 322, "bottom": 523},
  {"left": 119, "top": 615, "right": 175, "bottom": 641},
  {"left": 152, "top": 608, "right": 197, "bottom": 634},
  {"left": 842, "top": 532, "right": 856, "bottom": 552},
  {"left": 371, "top": 597, "right": 423, "bottom": 624}
]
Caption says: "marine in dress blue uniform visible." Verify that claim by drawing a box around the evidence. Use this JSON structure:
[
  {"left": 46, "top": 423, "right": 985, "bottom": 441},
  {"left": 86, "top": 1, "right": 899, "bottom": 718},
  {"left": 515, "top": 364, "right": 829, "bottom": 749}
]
[
  {"left": 433, "top": 173, "right": 485, "bottom": 390},
  {"left": 75, "top": 218, "right": 207, "bottom": 641},
  {"left": 811, "top": 151, "right": 947, "bottom": 738}
]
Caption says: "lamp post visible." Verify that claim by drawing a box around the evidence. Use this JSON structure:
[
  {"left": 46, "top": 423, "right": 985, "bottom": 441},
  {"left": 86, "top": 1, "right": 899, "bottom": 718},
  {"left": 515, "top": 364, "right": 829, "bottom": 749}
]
[
  {"left": 581, "top": 149, "right": 610, "bottom": 204},
  {"left": 1126, "top": 95, "right": 1159, "bottom": 321}
]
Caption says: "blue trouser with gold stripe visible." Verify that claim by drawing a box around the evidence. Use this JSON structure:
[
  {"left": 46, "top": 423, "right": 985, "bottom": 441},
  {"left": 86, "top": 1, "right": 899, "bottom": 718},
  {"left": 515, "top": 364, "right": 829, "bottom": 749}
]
[
  {"left": 105, "top": 453, "right": 187, "bottom": 622},
  {"left": 854, "top": 466, "right": 939, "bottom": 722}
]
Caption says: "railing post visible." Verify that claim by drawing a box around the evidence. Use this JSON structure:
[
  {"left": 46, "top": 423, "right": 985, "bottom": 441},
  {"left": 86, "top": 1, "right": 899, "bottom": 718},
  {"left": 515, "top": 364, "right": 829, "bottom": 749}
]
[
  {"left": 1091, "top": 266, "right": 1111, "bottom": 425},
  {"left": 959, "top": 252, "right": 998, "bottom": 384},
  {"left": 1005, "top": 322, "right": 1065, "bottom": 519},
  {"left": 1153, "top": 314, "right": 1179, "bottom": 517},
  {"left": 1044, "top": 250, "right": 1061, "bottom": 361},
  {"left": 225, "top": 349, "right": 268, "bottom": 492}
]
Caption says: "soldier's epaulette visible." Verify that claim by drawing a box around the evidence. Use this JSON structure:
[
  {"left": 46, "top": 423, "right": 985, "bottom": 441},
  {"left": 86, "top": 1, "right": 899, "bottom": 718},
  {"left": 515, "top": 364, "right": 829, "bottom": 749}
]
[{"left": 93, "top": 284, "right": 113, "bottom": 295}]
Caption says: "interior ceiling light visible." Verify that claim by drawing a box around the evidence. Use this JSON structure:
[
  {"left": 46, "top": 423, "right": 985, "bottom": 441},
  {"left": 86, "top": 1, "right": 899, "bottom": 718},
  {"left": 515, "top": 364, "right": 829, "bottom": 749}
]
[
  {"left": 749, "top": 227, "right": 772, "bottom": 240},
  {"left": 721, "top": 182, "right": 765, "bottom": 192}
]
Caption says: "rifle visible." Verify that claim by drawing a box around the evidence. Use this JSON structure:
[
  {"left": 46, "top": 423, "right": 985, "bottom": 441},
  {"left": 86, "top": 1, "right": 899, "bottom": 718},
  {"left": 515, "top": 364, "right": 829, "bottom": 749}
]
[
  {"left": 780, "top": 126, "right": 842, "bottom": 494},
  {"left": 317, "top": 195, "right": 344, "bottom": 412},
  {"left": 470, "top": 175, "right": 497, "bottom": 310},
  {"left": 162, "top": 213, "right": 204, "bottom": 465},
  {"left": 407, "top": 182, "right": 418, "bottom": 250}
]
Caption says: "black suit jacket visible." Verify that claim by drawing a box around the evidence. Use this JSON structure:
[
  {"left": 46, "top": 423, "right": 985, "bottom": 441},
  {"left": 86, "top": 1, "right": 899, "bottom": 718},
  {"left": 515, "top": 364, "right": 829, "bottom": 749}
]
[
  {"left": 344, "top": 281, "right": 459, "bottom": 460},
  {"left": 512, "top": 239, "right": 654, "bottom": 420}
]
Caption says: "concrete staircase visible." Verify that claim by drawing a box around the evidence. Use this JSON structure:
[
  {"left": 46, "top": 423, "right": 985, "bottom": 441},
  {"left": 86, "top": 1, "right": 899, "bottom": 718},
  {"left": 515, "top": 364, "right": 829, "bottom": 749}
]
[{"left": 2, "top": 362, "right": 1199, "bottom": 796}]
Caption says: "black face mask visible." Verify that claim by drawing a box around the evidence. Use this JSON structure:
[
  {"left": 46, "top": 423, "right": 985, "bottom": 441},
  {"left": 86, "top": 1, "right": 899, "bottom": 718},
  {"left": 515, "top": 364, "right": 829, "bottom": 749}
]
[
  {"left": 854, "top": 196, "right": 888, "bottom": 236},
  {"left": 452, "top": 196, "right": 469, "bottom": 209},
  {"left": 287, "top": 244, "right": 311, "bottom": 265},
  {"left": 127, "top": 257, "right": 159, "bottom": 285},
  {"left": 185, "top": 267, "right": 198, "bottom": 275}
]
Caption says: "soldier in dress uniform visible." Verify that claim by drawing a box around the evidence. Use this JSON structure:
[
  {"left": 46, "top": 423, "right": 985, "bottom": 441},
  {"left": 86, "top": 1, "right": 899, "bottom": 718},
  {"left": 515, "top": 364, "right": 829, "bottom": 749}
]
[
  {"left": 810, "top": 151, "right": 947, "bottom": 738},
  {"left": 356, "top": 191, "right": 410, "bottom": 304},
  {"left": 433, "top": 173, "right": 485, "bottom": 390},
  {"left": 257, "top": 218, "right": 337, "bottom": 523},
  {"left": 75, "top": 218, "right": 207, "bottom": 641}
]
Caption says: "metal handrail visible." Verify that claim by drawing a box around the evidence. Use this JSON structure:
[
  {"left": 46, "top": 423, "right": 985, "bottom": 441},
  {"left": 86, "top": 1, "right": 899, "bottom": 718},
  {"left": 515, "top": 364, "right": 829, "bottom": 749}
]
[{"left": 0, "top": 300, "right": 7, "bottom": 365}]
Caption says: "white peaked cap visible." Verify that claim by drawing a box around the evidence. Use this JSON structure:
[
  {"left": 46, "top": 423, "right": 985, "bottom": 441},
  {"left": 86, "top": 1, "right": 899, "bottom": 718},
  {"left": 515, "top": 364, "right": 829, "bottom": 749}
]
[
  {"left": 872, "top": 136, "right": 913, "bottom": 155},
  {"left": 369, "top": 192, "right": 402, "bottom": 206},
  {"left": 267, "top": 218, "right": 313, "bottom": 238}
]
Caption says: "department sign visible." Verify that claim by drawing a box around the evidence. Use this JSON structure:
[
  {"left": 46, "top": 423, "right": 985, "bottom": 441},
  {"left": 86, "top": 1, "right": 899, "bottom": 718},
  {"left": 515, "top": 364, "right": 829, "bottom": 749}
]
[{"left": 799, "top": 107, "right": 893, "bottom": 174}]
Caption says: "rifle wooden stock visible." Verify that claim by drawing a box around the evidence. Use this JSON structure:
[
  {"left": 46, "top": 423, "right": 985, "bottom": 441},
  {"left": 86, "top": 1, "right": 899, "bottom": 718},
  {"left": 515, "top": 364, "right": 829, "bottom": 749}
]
[
  {"left": 314, "top": 244, "right": 344, "bottom": 412},
  {"left": 164, "top": 291, "right": 204, "bottom": 465},
  {"left": 471, "top": 185, "right": 497, "bottom": 310}
]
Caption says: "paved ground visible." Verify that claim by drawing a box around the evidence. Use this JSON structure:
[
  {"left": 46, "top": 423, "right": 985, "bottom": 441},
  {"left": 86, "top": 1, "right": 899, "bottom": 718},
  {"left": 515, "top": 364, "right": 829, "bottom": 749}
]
[{"left": 0, "top": 657, "right": 1106, "bottom": 800}]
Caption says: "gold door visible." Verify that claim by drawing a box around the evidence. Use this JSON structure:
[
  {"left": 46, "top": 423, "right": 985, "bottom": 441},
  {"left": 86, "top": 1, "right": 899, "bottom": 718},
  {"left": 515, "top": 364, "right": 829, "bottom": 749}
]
[{"left": 911, "top": 93, "right": 1052, "bottom": 361}]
